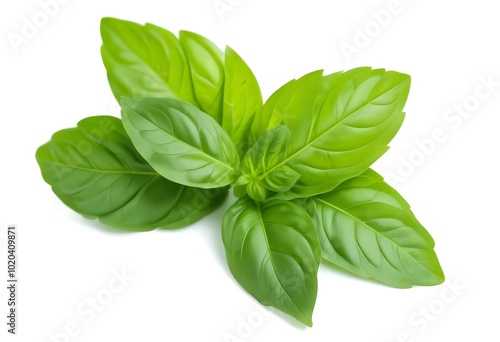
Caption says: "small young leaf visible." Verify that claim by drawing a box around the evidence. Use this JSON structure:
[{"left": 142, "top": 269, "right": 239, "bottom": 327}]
[
  {"left": 245, "top": 181, "right": 269, "bottom": 202},
  {"left": 304, "top": 169, "right": 445, "bottom": 288},
  {"left": 222, "top": 46, "right": 263, "bottom": 153},
  {"left": 253, "top": 68, "right": 410, "bottom": 199},
  {"left": 236, "top": 125, "right": 300, "bottom": 200},
  {"left": 265, "top": 165, "right": 300, "bottom": 192},
  {"left": 36, "top": 116, "right": 228, "bottom": 230},
  {"left": 222, "top": 197, "right": 321, "bottom": 327},
  {"left": 121, "top": 97, "right": 240, "bottom": 189}
]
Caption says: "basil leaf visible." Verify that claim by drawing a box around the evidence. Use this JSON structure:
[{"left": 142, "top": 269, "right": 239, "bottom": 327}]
[
  {"left": 235, "top": 126, "right": 300, "bottom": 200},
  {"left": 101, "top": 18, "right": 225, "bottom": 123},
  {"left": 265, "top": 165, "right": 300, "bottom": 192},
  {"left": 121, "top": 97, "right": 240, "bottom": 188},
  {"left": 255, "top": 68, "right": 410, "bottom": 199},
  {"left": 179, "top": 30, "right": 225, "bottom": 123},
  {"left": 304, "top": 169, "right": 444, "bottom": 288},
  {"left": 35, "top": 116, "right": 227, "bottom": 231},
  {"left": 222, "top": 46, "right": 263, "bottom": 153},
  {"left": 222, "top": 197, "right": 321, "bottom": 326},
  {"left": 101, "top": 18, "right": 197, "bottom": 105}
]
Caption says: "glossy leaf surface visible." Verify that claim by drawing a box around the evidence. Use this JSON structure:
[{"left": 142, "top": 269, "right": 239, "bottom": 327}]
[
  {"left": 121, "top": 97, "right": 240, "bottom": 188},
  {"left": 254, "top": 68, "right": 410, "bottom": 198},
  {"left": 304, "top": 169, "right": 444, "bottom": 288},
  {"left": 179, "top": 30, "right": 225, "bottom": 123},
  {"left": 222, "top": 197, "right": 321, "bottom": 326},
  {"left": 36, "top": 116, "right": 227, "bottom": 230}
]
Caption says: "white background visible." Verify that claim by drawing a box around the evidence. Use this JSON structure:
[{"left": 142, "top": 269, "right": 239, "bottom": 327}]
[{"left": 1, "top": 0, "right": 499, "bottom": 341}]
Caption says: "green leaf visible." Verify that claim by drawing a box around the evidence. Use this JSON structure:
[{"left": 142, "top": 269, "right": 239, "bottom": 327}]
[
  {"left": 101, "top": 18, "right": 197, "bottom": 104},
  {"left": 265, "top": 165, "right": 300, "bottom": 192},
  {"left": 35, "top": 116, "right": 228, "bottom": 231},
  {"left": 121, "top": 97, "right": 240, "bottom": 188},
  {"left": 245, "top": 181, "right": 269, "bottom": 202},
  {"left": 222, "top": 197, "right": 321, "bottom": 326},
  {"left": 100, "top": 18, "right": 224, "bottom": 123},
  {"left": 235, "top": 126, "right": 300, "bottom": 200},
  {"left": 304, "top": 169, "right": 444, "bottom": 288},
  {"left": 179, "top": 30, "right": 225, "bottom": 123},
  {"left": 254, "top": 68, "right": 410, "bottom": 199},
  {"left": 222, "top": 46, "right": 263, "bottom": 153}
]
